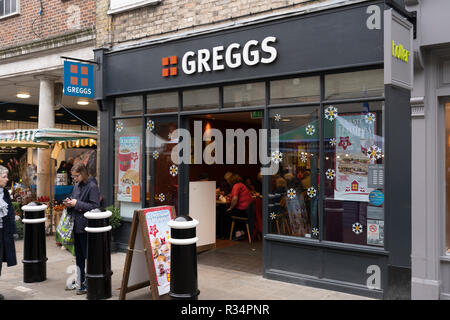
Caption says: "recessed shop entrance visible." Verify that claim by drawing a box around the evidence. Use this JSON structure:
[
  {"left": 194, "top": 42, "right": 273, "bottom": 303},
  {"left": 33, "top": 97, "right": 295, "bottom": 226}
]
[{"left": 183, "top": 111, "right": 264, "bottom": 275}]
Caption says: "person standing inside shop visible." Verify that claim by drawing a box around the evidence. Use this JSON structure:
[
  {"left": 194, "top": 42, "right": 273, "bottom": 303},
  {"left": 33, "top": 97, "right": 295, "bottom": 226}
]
[
  {"left": 0, "top": 165, "right": 17, "bottom": 300},
  {"left": 63, "top": 163, "right": 100, "bottom": 295}
]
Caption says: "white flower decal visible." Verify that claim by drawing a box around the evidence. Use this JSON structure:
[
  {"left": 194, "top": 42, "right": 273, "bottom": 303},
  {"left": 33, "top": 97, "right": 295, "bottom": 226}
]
[
  {"left": 287, "top": 188, "right": 296, "bottom": 200},
  {"left": 329, "top": 138, "right": 336, "bottom": 146},
  {"left": 116, "top": 121, "right": 124, "bottom": 132},
  {"left": 270, "top": 212, "right": 277, "bottom": 220},
  {"left": 306, "top": 124, "right": 315, "bottom": 136},
  {"left": 352, "top": 222, "right": 363, "bottom": 235},
  {"left": 312, "top": 228, "right": 319, "bottom": 237},
  {"left": 300, "top": 153, "right": 308, "bottom": 163},
  {"left": 307, "top": 187, "right": 317, "bottom": 198},
  {"left": 158, "top": 193, "right": 165, "bottom": 202},
  {"left": 326, "top": 169, "right": 335, "bottom": 180},
  {"left": 271, "top": 151, "right": 283, "bottom": 164},
  {"left": 274, "top": 114, "right": 281, "bottom": 122},
  {"left": 152, "top": 151, "right": 159, "bottom": 159},
  {"left": 169, "top": 165, "right": 178, "bottom": 177},
  {"left": 146, "top": 120, "right": 155, "bottom": 131},
  {"left": 365, "top": 113, "right": 375, "bottom": 124},
  {"left": 325, "top": 106, "right": 338, "bottom": 121},
  {"left": 367, "top": 145, "right": 382, "bottom": 161}
]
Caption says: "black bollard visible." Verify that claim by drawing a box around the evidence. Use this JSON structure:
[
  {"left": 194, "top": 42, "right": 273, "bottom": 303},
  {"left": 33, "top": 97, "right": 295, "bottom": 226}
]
[
  {"left": 21, "top": 202, "right": 48, "bottom": 283},
  {"left": 84, "top": 208, "right": 112, "bottom": 300},
  {"left": 168, "top": 215, "right": 200, "bottom": 300}
]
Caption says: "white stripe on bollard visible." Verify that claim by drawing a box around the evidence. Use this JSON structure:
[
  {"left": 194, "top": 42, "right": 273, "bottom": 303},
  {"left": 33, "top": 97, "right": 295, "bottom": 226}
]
[
  {"left": 167, "top": 219, "right": 199, "bottom": 229},
  {"left": 168, "top": 237, "right": 198, "bottom": 245},
  {"left": 85, "top": 226, "right": 112, "bottom": 233},
  {"left": 22, "top": 218, "right": 47, "bottom": 224}
]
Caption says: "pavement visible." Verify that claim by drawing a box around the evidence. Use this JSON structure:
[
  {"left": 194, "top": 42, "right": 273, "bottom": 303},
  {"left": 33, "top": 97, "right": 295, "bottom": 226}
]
[{"left": 0, "top": 236, "right": 372, "bottom": 300}]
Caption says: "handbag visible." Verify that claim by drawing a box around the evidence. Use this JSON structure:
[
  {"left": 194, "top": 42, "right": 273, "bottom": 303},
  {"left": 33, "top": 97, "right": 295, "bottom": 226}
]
[{"left": 55, "top": 208, "right": 74, "bottom": 245}]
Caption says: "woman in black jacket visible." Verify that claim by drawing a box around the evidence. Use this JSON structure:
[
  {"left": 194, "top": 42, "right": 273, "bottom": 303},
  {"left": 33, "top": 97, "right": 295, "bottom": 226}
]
[
  {"left": 63, "top": 163, "right": 100, "bottom": 295},
  {"left": 0, "top": 165, "right": 17, "bottom": 300}
]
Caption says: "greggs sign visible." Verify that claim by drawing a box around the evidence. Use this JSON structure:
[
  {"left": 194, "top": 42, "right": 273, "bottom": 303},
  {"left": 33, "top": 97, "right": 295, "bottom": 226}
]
[{"left": 162, "top": 36, "right": 277, "bottom": 77}]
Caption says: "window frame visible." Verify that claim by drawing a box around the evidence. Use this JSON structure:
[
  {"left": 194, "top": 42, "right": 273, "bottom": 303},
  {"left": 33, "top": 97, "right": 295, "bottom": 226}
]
[
  {"left": 108, "top": 0, "right": 161, "bottom": 15},
  {"left": 0, "top": 0, "right": 20, "bottom": 20}
]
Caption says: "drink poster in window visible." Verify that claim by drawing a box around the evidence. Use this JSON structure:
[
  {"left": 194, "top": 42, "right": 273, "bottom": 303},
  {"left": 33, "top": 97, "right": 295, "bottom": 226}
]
[
  {"left": 143, "top": 206, "right": 174, "bottom": 296},
  {"left": 117, "top": 136, "right": 140, "bottom": 202},
  {"left": 334, "top": 114, "right": 376, "bottom": 202}
]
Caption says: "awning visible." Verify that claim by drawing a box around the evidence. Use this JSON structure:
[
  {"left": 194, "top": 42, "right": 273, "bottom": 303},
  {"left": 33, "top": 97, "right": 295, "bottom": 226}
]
[
  {"left": 0, "top": 128, "right": 97, "bottom": 143},
  {"left": 0, "top": 140, "right": 49, "bottom": 149}
]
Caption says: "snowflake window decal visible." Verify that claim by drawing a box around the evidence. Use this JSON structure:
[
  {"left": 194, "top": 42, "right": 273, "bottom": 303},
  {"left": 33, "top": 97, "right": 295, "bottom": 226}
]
[
  {"left": 312, "top": 228, "right": 319, "bottom": 237},
  {"left": 329, "top": 138, "right": 337, "bottom": 146},
  {"left": 169, "top": 165, "right": 178, "bottom": 177},
  {"left": 326, "top": 169, "right": 335, "bottom": 180},
  {"left": 270, "top": 212, "right": 277, "bottom": 220},
  {"left": 300, "top": 153, "right": 308, "bottom": 163},
  {"left": 146, "top": 119, "right": 155, "bottom": 131},
  {"left": 158, "top": 193, "right": 165, "bottom": 202},
  {"left": 271, "top": 151, "right": 283, "bottom": 164},
  {"left": 367, "top": 145, "right": 382, "bottom": 161},
  {"left": 305, "top": 124, "right": 315, "bottom": 136},
  {"left": 352, "top": 222, "right": 363, "bottom": 235},
  {"left": 152, "top": 151, "right": 159, "bottom": 159},
  {"left": 307, "top": 187, "right": 317, "bottom": 198},
  {"left": 115, "top": 121, "right": 124, "bottom": 132},
  {"left": 325, "top": 106, "right": 338, "bottom": 121},
  {"left": 287, "top": 188, "right": 296, "bottom": 200},
  {"left": 365, "top": 113, "right": 375, "bottom": 124},
  {"left": 274, "top": 114, "right": 281, "bottom": 122}
]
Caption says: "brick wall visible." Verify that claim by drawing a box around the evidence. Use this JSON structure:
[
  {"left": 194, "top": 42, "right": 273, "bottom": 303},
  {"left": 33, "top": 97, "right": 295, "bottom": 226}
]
[
  {"left": 96, "top": 0, "right": 333, "bottom": 48},
  {"left": 0, "top": 0, "right": 96, "bottom": 49}
]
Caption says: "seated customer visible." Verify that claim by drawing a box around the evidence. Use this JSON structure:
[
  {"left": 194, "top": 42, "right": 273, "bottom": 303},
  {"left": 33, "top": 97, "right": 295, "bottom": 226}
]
[{"left": 226, "top": 174, "right": 253, "bottom": 240}]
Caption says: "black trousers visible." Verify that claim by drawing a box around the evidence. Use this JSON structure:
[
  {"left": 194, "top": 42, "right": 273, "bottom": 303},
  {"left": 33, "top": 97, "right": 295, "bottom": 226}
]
[
  {"left": 74, "top": 232, "right": 87, "bottom": 285},
  {"left": 0, "top": 228, "right": 3, "bottom": 276}
]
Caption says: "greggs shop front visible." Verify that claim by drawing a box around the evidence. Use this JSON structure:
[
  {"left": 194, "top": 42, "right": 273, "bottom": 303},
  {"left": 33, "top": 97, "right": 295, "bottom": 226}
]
[{"left": 95, "top": 1, "right": 413, "bottom": 299}]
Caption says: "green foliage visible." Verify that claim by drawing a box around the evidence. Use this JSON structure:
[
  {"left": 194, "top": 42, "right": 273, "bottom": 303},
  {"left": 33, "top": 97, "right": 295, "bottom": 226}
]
[
  {"left": 15, "top": 220, "right": 24, "bottom": 240},
  {"left": 106, "top": 205, "right": 122, "bottom": 229},
  {"left": 12, "top": 202, "right": 22, "bottom": 217}
]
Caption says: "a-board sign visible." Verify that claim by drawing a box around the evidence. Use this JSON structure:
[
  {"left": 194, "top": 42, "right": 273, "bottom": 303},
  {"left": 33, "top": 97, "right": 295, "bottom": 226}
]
[{"left": 119, "top": 206, "right": 175, "bottom": 300}]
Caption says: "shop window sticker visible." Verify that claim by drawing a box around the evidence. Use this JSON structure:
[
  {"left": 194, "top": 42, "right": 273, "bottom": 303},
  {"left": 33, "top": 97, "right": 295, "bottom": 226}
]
[
  {"left": 300, "top": 153, "right": 308, "bottom": 163},
  {"left": 287, "top": 188, "right": 296, "bottom": 200},
  {"left": 271, "top": 150, "right": 283, "bottom": 164},
  {"left": 146, "top": 120, "right": 155, "bottom": 131},
  {"left": 306, "top": 124, "right": 315, "bottom": 136},
  {"left": 152, "top": 151, "right": 160, "bottom": 159},
  {"left": 338, "top": 136, "right": 352, "bottom": 150},
  {"left": 352, "top": 222, "right": 363, "bottom": 235},
  {"left": 270, "top": 212, "right": 277, "bottom": 220},
  {"left": 116, "top": 120, "right": 124, "bottom": 132},
  {"left": 325, "top": 106, "right": 338, "bottom": 121},
  {"left": 169, "top": 165, "right": 178, "bottom": 177},
  {"left": 274, "top": 114, "right": 281, "bottom": 122},
  {"left": 367, "top": 145, "right": 382, "bottom": 162},
  {"left": 312, "top": 227, "right": 319, "bottom": 237},
  {"left": 158, "top": 193, "right": 165, "bottom": 202},
  {"left": 365, "top": 113, "right": 375, "bottom": 124},
  {"left": 329, "top": 138, "right": 337, "bottom": 146},
  {"left": 326, "top": 169, "right": 335, "bottom": 180},
  {"left": 307, "top": 187, "right": 317, "bottom": 198}
]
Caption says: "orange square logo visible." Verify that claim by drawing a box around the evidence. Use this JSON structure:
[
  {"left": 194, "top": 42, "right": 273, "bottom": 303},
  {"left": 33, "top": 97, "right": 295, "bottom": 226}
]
[
  {"left": 81, "top": 66, "right": 89, "bottom": 75},
  {"left": 170, "top": 56, "right": 177, "bottom": 64},
  {"left": 162, "top": 68, "right": 169, "bottom": 77},
  {"left": 70, "top": 77, "right": 78, "bottom": 85},
  {"left": 70, "top": 65, "right": 78, "bottom": 74},
  {"left": 170, "top": 67, "right": 177, "bottom": 76},
  {"left": 162, "top": 57, "right": 169, "bottom": 66},
  {"left": 81, "top": 78, "right": 89, "bottom": 87}
]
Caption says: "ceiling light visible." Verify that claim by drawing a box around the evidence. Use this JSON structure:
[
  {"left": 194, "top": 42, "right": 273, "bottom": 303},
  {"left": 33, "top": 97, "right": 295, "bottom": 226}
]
[
  {"left": 7, "top": 109, "right": 16, "bottom": 113},
  {"left": 70, "top": 119, "right": 77, "bottom": 122},
  {"left": 17, "top": 93, "right": 30, "bottom": 99},
  {"left": 281, "top": 118, "right": 291, "bottom": 122},
  {"left": 29, "top": 116, "right": 38, "bottom": 119},
  {"left": 77, "top": 100, "right": 89, "bottom": 106},
  {"left": 55, "top": 113, "right": 64, "bottom": 116}
]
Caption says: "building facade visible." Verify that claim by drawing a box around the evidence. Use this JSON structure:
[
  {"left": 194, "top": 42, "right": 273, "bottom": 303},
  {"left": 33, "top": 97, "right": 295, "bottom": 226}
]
[{"left": 95, "top": 0, "right": 413, "bottom": 299}]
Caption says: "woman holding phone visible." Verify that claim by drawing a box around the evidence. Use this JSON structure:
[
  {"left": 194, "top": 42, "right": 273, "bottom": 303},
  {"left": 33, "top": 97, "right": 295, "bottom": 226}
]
[{"left": 63, "top": 163, "right": 100, "bottom": 295}]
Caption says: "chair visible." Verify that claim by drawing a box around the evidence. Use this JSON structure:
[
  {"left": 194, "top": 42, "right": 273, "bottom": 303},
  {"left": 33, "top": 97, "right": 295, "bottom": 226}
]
[{"left": 229, "top": 202, "right": 255, "bottom": 244}]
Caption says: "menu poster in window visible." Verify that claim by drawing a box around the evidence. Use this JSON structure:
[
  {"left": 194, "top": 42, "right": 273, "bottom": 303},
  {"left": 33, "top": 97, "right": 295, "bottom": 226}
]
[
  {"left": 143, "top": 206, "right": 174, "bottom": 296},
  {"left": 334, "top": 114, "right": 375, "bottom": 202},
  {"left": 117, "top": 136, "right": 140, "bottom": 202}
]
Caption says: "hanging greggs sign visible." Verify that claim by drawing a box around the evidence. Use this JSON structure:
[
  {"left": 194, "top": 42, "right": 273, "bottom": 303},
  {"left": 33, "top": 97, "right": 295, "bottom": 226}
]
[
  {"left": 384, "top": 9, "right": 413, "bottom": 90},
  {"left": 162, "top": 36, "right": 277, "bottom": 77}
]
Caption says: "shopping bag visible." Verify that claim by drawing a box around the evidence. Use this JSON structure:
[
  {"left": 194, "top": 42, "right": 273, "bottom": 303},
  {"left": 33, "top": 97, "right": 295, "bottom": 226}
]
[{"left": 55, "top": 208, "right": 74, "bottom": 245}]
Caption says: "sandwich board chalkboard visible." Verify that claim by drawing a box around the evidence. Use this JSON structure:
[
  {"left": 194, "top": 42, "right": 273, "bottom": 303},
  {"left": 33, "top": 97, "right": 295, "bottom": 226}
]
[{"left": 119, "top": 206, "right": 175, "bottom": 300}]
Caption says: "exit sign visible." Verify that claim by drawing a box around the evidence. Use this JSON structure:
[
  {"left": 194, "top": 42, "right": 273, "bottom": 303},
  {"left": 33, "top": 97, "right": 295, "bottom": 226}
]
[{"left": 251, "top": 111, "right": 263, "bottom": 119}]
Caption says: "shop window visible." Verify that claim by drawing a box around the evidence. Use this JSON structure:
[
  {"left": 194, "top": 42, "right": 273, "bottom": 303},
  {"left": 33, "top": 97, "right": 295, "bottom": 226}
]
[
  {"left": 114, "top": 118, "right": 142, "bottom": 219},
  {"left": 223, "top": 82, "right": 265, "bottom": 108},
  {"left": 323, "top": 101, "right": 385, "bottom": 247},
  {"left": 270, "top": 76, "right": 320, "bottom": 105},
  {"left": 145, "top": 117, "right": 178, "bottom": 213},
  {"left": 147, "top": 91, "right": 178, "bottom": 114},
  {"left": 269, "top": 106, "right": 320, "bottom": 239},
  {"left": 182, "top": 87, "right": 219, "bottom": 112},
  {"left": 115, "top": 96, "right": 143, "bottom": 116},
  {"left": 325, "top": 69, "right": 384, "bottom": 100},
  {"left": 0, "top": 0, "right": 18, "bottom": 19}
]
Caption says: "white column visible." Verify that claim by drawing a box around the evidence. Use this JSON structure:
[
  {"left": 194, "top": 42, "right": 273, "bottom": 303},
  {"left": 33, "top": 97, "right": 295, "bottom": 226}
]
[{"left": 35, "top": 76, "right": 58, "bottom": 198}]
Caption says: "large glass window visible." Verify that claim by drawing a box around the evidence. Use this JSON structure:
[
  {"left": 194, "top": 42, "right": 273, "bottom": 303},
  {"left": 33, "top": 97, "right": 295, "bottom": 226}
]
[
  {"left": 323, "top": 101, "right": 385, "bottom": 246},
  {"left": 115, "top": 96, "right": 143, "bottom": 116},
  {"left": 114, "top": 118, "right": 142, "bottom": 219},
  {"left": 269, "top": 106, "right": 320, "bottom": 239},
  {"left": 182, "top": 87, "right": 219, "bottom": 111},
  {"left": 0, "top": 0, "right": 18, "bottom": 18},
  {"left": 223, "top": 82, "right": 265, "bottom": 108},
  {"left": 270, "top": 76, "right": 320, "bottom": 104},
  {"left": 147, "top": 92, "right": 178, "bottom": 114},
  {"left": 325, "top": 69, "right": 384, "bottom": 100}
]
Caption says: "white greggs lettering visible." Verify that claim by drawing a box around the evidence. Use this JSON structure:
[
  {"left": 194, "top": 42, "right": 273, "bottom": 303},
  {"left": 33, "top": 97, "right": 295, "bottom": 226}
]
[{"left": 182, "top": 36, "right": 277, "bottom": 74}]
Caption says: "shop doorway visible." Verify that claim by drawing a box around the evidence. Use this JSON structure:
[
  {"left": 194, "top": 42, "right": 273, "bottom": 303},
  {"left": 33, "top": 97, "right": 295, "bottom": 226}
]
[{"left": 184, "top": 111, "right": 264, "bottom": 275}]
